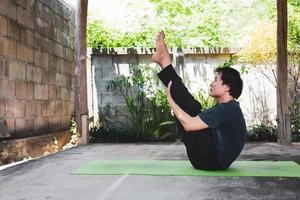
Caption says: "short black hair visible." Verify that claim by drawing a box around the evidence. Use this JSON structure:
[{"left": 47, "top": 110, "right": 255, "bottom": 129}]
[{"left": 215, "top": 67, "right": 243, "bottom": 99}]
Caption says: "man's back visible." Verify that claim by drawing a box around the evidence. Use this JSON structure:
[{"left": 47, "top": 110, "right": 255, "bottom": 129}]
[{"left": 199, "top": 100, "right": 246, "bottom": 169}]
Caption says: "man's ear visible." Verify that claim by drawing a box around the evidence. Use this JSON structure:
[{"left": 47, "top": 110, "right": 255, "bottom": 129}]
[{"left": 224, "top": 84, "right": 230, "bottom": 92}]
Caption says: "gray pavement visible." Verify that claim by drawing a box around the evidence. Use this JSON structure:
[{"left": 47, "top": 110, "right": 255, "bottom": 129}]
[{"left": 1, "top": 142, "right": 300, "bottom": 200}]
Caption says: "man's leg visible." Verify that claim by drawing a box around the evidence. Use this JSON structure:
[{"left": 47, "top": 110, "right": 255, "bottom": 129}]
[
  {"left": 152, "top": 31, "right": 199, "bottom": 115},
  {"left": 157, "top": 64, "right": 206, "bottom": 167},
  {"left": 191, "top": 129, "right": 221, "bottom": 170},
  {"left": 157, "top": 64, "right": 202, "bottom": 117},
  {"left": 153, "top": 31, "right": 220, "bottom": 170},
  {"left": 158, "top": 66, "right": 220, "bottom": 170}
]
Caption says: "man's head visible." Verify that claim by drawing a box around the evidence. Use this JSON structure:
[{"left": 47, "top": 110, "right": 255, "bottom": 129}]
[{"left": 209, "top": 67, "right": 243, "bottom": 100}]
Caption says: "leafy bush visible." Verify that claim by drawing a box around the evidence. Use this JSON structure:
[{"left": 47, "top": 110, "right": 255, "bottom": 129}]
[
  {"left": 246, "top": 124, "right": 277, "bottom": 142},
  {"left": 246, "top": 104, "right": 300, "bottom": 142},
  {"left": 90, "top": 126, "right": 136, "bottom": 143},
  {"left": 193, "top": 91, "right": 217, "bottom": 111},
  {"left": 90, "top": 65, "right": 177, "bottom": 143},
  {"left": 289, "top": 102, "right": 300, "bottom": 141},
  {"left": 87, "top": 20, "right": 156, "bottom": 48},
  {"left": 86, "top": 0, "right": 238, "bottom": 48},
  {"left": 89, "top": 104, "right": 136, "bottom": 143}
]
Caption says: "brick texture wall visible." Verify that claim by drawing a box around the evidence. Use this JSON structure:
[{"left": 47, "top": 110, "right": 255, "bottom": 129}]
[{"left": 0, "top": 0, "right": 75, "bottom": 139}]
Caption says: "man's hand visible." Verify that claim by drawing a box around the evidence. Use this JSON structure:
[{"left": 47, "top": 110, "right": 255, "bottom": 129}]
[
  {"left": 166, "top": 81, "right": 209, "bottom": 132},
  {"left": 152, "top": 31, "right": 172, "bottom": 69},
  {"left": 166, "top": 81, "right": 175, "bottom": 107}
]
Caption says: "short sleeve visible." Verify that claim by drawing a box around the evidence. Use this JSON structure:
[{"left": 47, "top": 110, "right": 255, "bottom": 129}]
[{"left": 198, "top": 103, "right": 235, "bottom": 128}]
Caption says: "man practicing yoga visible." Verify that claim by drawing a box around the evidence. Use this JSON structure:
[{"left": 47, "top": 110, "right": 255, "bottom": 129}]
[{"left": 152, "top": 31, "right": 246, "bottom": 170}]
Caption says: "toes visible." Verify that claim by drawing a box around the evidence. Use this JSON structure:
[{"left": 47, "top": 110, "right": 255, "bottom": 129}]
[
  {"left": 157, "top": 33, "right": 160, "bottom": 39},
  {"left": 161, "top": 30, "right": 165, "bottom": 39}
]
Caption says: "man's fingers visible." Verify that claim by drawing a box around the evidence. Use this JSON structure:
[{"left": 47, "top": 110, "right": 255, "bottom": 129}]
[
  {"left": 167, "top": 81, "right": 172, "bottom": 93},
  {"left": 156, "top": 34, "right": 160, "bottom": 44},
  {"left": 161, "top": 30, "right": 165, "bottom": 39},
  {"left": 166, "top": 81, "right": 173, "bottom": 104},
  {"left": 160, "top": 31, "right": 164, "bottom": 42},
  {"left": 156, "top": 30, "right": 165, "bottom": 46}
]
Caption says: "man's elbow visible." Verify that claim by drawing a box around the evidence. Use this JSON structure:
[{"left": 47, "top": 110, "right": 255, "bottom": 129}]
[
  {"left": 177, "top": 114, "right": 204, "bottom": 132},
  {"left": 182, "top": 117, "right": 208, "bottom": 132},
  {"left": 184, "top": 127, "right": 192, "bottom": 132},
  {"left": 177, "top": 115, "right": 192, "bottom": 132},
  {"left": 182, "top": 123, "right": 194, "bottom": 132}
]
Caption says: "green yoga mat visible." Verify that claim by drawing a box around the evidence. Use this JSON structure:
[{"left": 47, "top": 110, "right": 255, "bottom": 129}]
[{"left": 71, "top": 160, "right": 300, "bottom": 177}]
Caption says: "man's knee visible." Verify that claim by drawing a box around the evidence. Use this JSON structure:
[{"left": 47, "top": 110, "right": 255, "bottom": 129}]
[{"left": 180, "top": 102, "right": 202, "bottom": 116}]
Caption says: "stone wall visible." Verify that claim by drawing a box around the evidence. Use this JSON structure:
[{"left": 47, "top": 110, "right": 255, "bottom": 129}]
[
  {"left": 89, "top": 47, "right": 278, "bottom": 127},
  {"left": 0, "top": 0, "right": 75, "bottom": 139}
]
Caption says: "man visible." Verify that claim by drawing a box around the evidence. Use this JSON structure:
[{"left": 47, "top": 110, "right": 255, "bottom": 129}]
[{"left": 152, "top": 31, "right": 246, "bottom": 170}]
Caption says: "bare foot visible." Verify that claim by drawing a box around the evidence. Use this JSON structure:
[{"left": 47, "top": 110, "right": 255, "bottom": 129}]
[{"left": 152, "top": 31, "right": 172, "bottom": 69}]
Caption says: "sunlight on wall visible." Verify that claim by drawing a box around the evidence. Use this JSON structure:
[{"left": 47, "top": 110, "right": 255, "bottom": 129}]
[{"left": 115, "top": 64, "right": 130, "bottom": 77}]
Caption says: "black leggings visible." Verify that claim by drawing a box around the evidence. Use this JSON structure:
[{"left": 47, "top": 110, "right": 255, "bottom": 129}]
[{"left": 158, "top": 65, "right": 221, "bottom": 170}]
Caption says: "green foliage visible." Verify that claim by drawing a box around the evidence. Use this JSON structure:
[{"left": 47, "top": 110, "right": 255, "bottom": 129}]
[
  {"left": 87, "top": 20, "right": 156, "bottom": 48},
  {"left": 287, "top": 2, "right": 300, "bottom": 140},
  {"left": 86, "top": 0, "right": 252, "bottom": 48},
  {"left": 68, "top": 117, "right": 78, "bottom": 145},
  {"left": 236, "top": 1, "right": 299, "bottom": 139},
  {"left": 90, "top": 125, "right": 136, "bottom": 143},
  {"left": 152, "top": 121, "right": 176, "bottom": 142},
  {"left": 288, "top": 0, "right": 300, "bottom": 52},
  {"left": 90, "top": 65, "right": 177, "bottom": 143},
  {"left": 246, "top": 119, "right": 300, "bottom": 142},
  {"left": 193, "top": 91, "right": 217, "bottom": 111},
  {"left": 237, "top": 19, "right": 277, "bottom": 66},
  {"left": 246, "top": 124, "right": 277, "bottom": 142},
  {"left": 87, "top": 0, "right": 300, "bottom": 50},
  {"left": 89, "top": 104, "right": 136, "bottom": 143},
  {"left": 218, "top": 58, "right": 236, "bottom": 68},
  {"left": 87, "top": 21, "right": 107, "bottom": 48},
  {"left": 149, "top": 0, "right": 231, "bottom": 47},
  {"left": 289, "top": 102, "right": 300, "bottom": 139},
  {"left": 69, "top": 117, "right": 76, "bottom": 135}
]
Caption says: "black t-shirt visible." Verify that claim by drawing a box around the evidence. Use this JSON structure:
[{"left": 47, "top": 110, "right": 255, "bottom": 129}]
[{"left": 198, "top": 100, "right": 246, "bottom": 169}]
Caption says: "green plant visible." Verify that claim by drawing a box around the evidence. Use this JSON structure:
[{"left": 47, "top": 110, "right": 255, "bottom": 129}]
[
  {"left": 67, "top": 117, "right": 77, "bottom": 145},
  {"left": 87, "top": 0, "right": 300, "bottom": 49},
  {"left": 289, "top": 102, "right": 300, "bottom": 141},
  {"left": 89, "top": 104, "right": 136, "bottom": 143},
  {"left": 102, "top": 65, "right": 176, "bottom": 142},
  {"left": 246, "top": 123, "right": 277, "bottom": 142},
  {"left": 86, "top": 0, "right": 253, "bottom": 48},
  {"left": 69, "top": 117, "right": 76, "bottom": 135},
  {"left": 218, "top": 58, "right": 236, "bottom": 68},
  {"left": 108, "top": 65, "right": 153, "bottom": 140},
  {"left": 151, "top": 121, "right": 176, "bottom": 142},
  {"left": 193, "top": 91, "right": 217, "bottom": 111},
  {"left": 87, "top": 20, "right": 156, "bottom": 48}
]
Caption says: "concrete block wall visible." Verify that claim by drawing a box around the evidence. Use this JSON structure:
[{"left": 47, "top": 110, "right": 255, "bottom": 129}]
[
  {"left": 0, "top": 0, "right": 75, "bottom": 139},
  {"left": 90, "top": 47, "right": 278, "bottom": 128},
  {"left": 89, "top": 47, "right": 235, "bottom": 121}
]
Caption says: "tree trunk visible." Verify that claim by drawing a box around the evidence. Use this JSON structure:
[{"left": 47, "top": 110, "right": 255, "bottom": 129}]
[
  {"left": 75, "top": 0, "right": 89, "bottom": 144},
  {"left": 276, "top": 0, "right": 291, "bottom": 144}
]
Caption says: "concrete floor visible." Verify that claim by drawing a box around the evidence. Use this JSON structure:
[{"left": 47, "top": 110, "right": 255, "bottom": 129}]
[{"left": 0, "top": 142, "right": 300, "bottom": 200}]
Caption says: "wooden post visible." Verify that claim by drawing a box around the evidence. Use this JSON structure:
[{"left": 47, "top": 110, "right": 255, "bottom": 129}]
[
  {"left": 276, "top": 0, "right": 291, "bottom": 144},
  {"left": 75, "top": 0, "right": 89, "bottom": 145}
]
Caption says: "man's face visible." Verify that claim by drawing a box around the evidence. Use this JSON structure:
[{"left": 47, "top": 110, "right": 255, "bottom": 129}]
[{"left": 209, "top": 72, "right": 230, "bottom": 97}]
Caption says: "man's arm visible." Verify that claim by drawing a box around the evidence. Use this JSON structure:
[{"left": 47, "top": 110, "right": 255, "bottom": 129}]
[{"left": 167, "top": 81, "right": 208, "bottom": 132}]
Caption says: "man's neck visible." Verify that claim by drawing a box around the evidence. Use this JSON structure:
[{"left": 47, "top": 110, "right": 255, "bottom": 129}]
[{"left": 217, "top": 95, "right": 235, "bottom": 104}]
